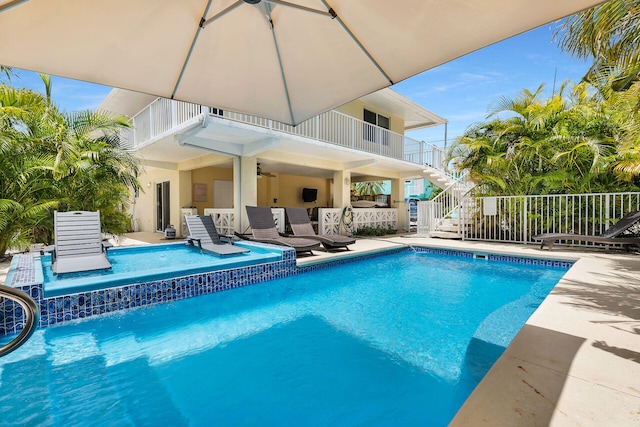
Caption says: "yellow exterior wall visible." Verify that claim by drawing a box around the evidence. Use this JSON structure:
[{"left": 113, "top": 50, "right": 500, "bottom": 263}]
[
  {"left": 277, "top": 174, "right": 331, "bottom": 208},
  {"left": 134, "top": 168, "right": 182, "bottom": 233},
  {"left": 190, "top": 166, "right": 234, "bottom": 213},
  {"left": 256, "top": 174, "right": 331, "bottom": 208},
  {"left": 334, "top": 100, "right": 404, "bottom": 135}
]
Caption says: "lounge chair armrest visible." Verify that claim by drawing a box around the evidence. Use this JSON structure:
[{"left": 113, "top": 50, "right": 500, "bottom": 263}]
[
  {"left": 40, "top": 245, "right": 55, "bottom": 255},
  {"left": 219, "top": 234, "right": 236, "bottom": 244},
  {"left": 186, "top": 236, "right": 202, "bottom": 247},
  {"left": 102, "top": 242, "right": 114, "bottom": 252}
]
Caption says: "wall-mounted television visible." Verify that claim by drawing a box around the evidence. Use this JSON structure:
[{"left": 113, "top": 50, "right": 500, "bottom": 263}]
[{"left": 302, "top": 187, "right": 318, "bottom": 203}]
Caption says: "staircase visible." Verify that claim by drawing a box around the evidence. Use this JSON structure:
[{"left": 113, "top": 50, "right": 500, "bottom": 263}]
[
  {"left": 422, "top": 165, "right": 460, "bottom": 188},
  {"left": 417, "top": 171, "right": 473, "bottom": 239}
]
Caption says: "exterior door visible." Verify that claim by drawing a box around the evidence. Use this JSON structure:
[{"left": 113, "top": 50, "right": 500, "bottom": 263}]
[{"left": 155, "top": 181, "right": 170, "bottom": 232}]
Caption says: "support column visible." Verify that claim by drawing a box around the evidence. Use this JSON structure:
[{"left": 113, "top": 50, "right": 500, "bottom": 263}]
[
  {"left": 390, "top": 178, "right": 407, "bottom": 231},
  {"left": 239, "top": 156, "right": 258, "bottom": 233},
  {"left": 332, "top": 170, "right": 351, "bottom": 209},
  {"left": 175, "top": 170, "right": 192, "bottom": 237}
]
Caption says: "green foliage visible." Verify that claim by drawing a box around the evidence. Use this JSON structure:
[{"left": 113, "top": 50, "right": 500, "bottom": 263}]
[
  {"left": 354, "top": 225, "right": 397, "bottom": 236},
  {"left": 353, "top": 181, "right": 385, "bottom": 197},
  {"left": 449, "top": 82, "right": 640, "bottom": 196},
  {"left": 0, "top": 76, "right": 140, "bottom": 257},
  {"left": 556, "top": 0, "right": 640, "bottom": 93}
]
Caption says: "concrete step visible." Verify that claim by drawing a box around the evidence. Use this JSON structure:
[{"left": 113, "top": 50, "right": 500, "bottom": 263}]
[
  {"left": 436, "top": 224, "right": 459, "bottom": 232},
  {"left": 429, "top": 231, "right": 462, "bottom": 239}
]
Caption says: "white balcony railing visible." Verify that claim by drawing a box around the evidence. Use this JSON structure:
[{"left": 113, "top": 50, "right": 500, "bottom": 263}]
[{"left": 119, "top": 98, "right": 445, "bottom": 169}]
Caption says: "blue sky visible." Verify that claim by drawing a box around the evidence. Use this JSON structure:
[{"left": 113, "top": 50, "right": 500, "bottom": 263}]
[
  {"left": 6, "top": 23, "right": 589, "bottom": 148},
  {"left": 396, "top": 24, "right": 591, "bottom": 146}
]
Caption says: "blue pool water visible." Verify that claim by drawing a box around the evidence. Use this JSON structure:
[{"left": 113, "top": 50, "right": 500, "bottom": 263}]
[
  {"left": 40, "top": 242, "right": 280, "bottom": 297},
  {"left": 0, "top": 251, "right": 568, "bottom": 426}
]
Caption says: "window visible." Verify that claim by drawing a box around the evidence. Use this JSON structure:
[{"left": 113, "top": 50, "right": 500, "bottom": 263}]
[{"left": 363, "top": 109, "right": 390, "bottom": 145}]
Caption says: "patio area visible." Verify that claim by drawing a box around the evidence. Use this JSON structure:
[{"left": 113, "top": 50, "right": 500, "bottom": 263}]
[{"left": 1, "top": 233, "right": 639, "bottom": 425}]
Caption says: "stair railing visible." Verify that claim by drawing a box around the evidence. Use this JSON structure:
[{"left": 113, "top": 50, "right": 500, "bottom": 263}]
[
  {"left": 0, "top": 285, "right": 39, "bottom": 357},
  {"left": 417, "top": 171, "right": 472, "bottom": 236}
]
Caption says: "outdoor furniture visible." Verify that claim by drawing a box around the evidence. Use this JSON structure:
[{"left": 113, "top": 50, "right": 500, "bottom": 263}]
[
  {"left": 51, "top": 210, "right": 112, "bottom": 274},
  {"left": 533, "top": 210, "right": 640, "bottom": 250},
  {"left": 285, "top": 207, "right": 355, "bottom": 251},
  {"left": 185, "top": 215, "right": 249, "bottom": 256},
  {"left": 242, "top": 206, "right": 320, "bottom": 254}
]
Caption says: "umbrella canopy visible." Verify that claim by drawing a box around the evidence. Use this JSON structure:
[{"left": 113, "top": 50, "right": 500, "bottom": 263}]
[{"left": 0, "top": 0, "right": 604, "bottom": 125}]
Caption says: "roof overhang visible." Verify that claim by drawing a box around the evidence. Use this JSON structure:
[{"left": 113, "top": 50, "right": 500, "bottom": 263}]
[{"left": 358, "top": 88, "right": 447, "bottom": 131}]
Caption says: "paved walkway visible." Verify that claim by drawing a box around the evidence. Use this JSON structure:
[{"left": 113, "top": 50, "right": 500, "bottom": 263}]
[{"left": 2, "top": 233, "right": 639, "bottom": 425}]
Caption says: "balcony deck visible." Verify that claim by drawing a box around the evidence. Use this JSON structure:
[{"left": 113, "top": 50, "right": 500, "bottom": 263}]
[{"left": 119, "top": 98, "right": 448, "bottom": 172}]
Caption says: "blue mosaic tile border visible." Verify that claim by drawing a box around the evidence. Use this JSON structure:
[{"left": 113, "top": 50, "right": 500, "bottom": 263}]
[
  {"left": 485, "top": 253, "right": 573, "bottom": 268},
  {"left": 1, "top": 247, "right": 297, "bottom": 336},
  {"left": 410, "top": 246, "right": 574, "bottom": 269},
  {"left": 296, "top": 245, "right": 572, "bottom": 275}
]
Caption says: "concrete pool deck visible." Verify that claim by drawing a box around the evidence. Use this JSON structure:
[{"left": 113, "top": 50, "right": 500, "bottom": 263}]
[{"left": 1, "top": 232, "right": 639, "bottom": 425}]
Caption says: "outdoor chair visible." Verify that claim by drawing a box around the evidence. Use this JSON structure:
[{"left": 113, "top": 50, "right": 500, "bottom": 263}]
[
  {"left": 50, "top": 210, "right": 113, "bottom": 274},
  {"left": 240, "top": 206, "right": 320, "bottom": 254},
  {"left": 185, "top": 215, "right": 249, "bottom": 256},
  {"left": 533, "top": 210, "right": 640, "bottom": 250},
  {"left": 285, "top": 207, "right": 355, "bottom": 251}
]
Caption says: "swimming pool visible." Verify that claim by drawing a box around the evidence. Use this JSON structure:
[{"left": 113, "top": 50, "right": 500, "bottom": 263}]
[
  {"left": 40, "top": 242, "right": 280, "bottom": 297},
  {"left": 0, "top": 250, "right": 568, "bottom": 426}
]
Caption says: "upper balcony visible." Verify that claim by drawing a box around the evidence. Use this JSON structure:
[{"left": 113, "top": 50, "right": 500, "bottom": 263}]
[{"left": 119, "top": 97, "right": 448, "bottom": 172}]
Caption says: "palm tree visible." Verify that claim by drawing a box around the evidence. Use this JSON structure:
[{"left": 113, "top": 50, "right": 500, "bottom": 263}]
[
  {"left": 0, "top": 65, "right": 14, "bottom": 82},
  {"left": 0, "top": 83, "right": 58, "bottom": 257},
  {"left": 449, "top": 82, "right": 638, "bottom": 196},
  {"left": 555, "top": 1, "right": 640, "bottom": 180},
  {"left": 353, "top": 181, "right": 386, "bottom": 197},
  {"left": 0, "top": 75, "right": 139, "bottom": 257},
  {"left": 556, "top": 0, "right": 640, "bottom": 92}
]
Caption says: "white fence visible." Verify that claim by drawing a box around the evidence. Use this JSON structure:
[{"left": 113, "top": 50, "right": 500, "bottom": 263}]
[
  {"left": 204, "top": 208, "right": 286, "bottom": 235},
  {"left": 318, "top": 208, "right": 397, "bottom": 235},
  {"left": 204, "top": 207, "right": 397, "bottom": 236},
  {"left": 464, "top": 192, "right": 640, "bottom": 246},
  {"left": 203, "top": 208, "right": 235, "bottom": 236},
  {"left": 119, "top": 97, "right": 446, "bottom": 168}
]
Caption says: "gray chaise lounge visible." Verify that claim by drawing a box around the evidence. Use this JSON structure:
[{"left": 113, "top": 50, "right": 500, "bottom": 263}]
[
  {"left": 533, "top": 210, "right": 640, "bottom": 250},
  {"left": 185, "top": 215, "right": 249, "bottom": 256},
  {"left": 51, "top": 210, "right": 112, "bottom": 274},
  {"left": 285, "top": 207, "right": 355, "bottom": 251},
  {"left": 242, "top": 206, "right": 320, "bottom": 254}
]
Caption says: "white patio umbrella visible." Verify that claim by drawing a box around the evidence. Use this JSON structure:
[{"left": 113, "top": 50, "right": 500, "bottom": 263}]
[{"left": 0, "top": 0, "right": 604, "bottom": 125}]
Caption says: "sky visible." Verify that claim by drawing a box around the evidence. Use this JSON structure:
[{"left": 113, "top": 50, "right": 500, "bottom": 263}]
[{"left": 5, "top": 23, "right": 590, "bottom": 148}]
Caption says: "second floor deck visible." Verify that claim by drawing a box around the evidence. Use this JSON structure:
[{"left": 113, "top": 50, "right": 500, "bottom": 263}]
[{"left": 119, "top": 97, "right": 448, "bottom": 171}]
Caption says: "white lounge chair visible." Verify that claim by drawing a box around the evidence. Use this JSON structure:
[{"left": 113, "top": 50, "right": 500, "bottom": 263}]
[{"left": 51, "top": 211, "right": 112, "bottom": 274}]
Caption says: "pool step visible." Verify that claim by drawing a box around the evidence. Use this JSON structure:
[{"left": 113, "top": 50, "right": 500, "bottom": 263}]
[
  {"left": 0, "top": 354, "right": 54, "bottom": 426},
  {"left": 47, "top": 355, "right": 132, "bottom": 425},
  {"left": 107, "top": 357, "right": 189, "bottom": 426}
]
